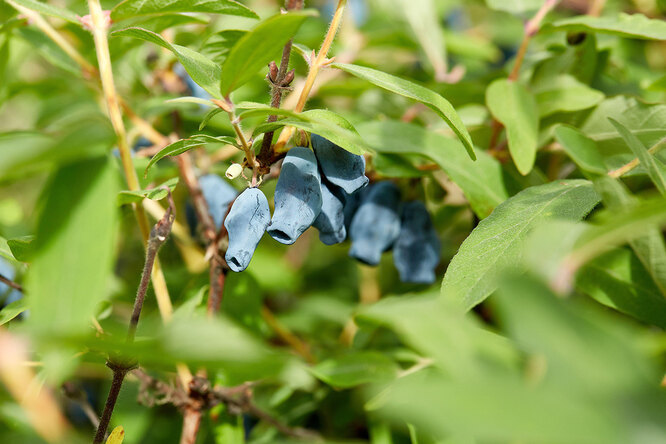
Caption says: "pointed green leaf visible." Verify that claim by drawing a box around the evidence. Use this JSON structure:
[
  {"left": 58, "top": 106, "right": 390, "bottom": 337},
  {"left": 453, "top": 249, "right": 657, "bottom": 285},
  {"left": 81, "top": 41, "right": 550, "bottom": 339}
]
[
  {"left": 145, "top": 135, "right": 238, "bottom": 173},
  {"left": 357, "top": 120, "right": 509, "bottom": 218},
  {"left": 609, "top": 118, "right": 666, "bottom": 195},
  {"left": 486, "top": 79, "right": 539, "bottom": 175},
  {"left": 7, "top": 236, "right": 34, "bottom": 262},
  {"left": 332, "top": 63, "right": 475, "bottom": 160},
  {"left": 310, "top": 352, "right": 398, "bottom": 388},
  {"left": 117, "top": 177, "right": 179, "bottom": 206},
  {"left": 111, "top": 27, "right": 222, "bottom": 98},
  {"left": 441, "top": 180, "right": 600, "bottom": 310},
  {"left": 112, "top": 0, "right": 257, "bottom": 21},
  {"left": 0, "top": 298, "right": 27, "bottom": 326},
  {"left": 534, "top": 75, "right": 604, "bottom": 117},
  {"left": 220, "top": 11, "right": 315, "bottom": 96}
]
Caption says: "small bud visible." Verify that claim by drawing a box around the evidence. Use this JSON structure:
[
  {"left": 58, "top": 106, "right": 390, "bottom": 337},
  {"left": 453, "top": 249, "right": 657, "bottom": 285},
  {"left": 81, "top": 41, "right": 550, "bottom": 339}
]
[
  {"left": 268, "top": 61, "right": 278, "bottom": 83},
  {"left": 226, "top": 163, "right": 243, "bottom": 180},
  {"left": 283, "top": 69, "right": 295, "bottom": 86}
]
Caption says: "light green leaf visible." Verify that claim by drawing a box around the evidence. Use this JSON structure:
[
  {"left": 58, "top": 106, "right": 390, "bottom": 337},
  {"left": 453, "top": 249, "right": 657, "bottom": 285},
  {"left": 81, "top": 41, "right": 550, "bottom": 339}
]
[
  {"left": 486, "top": 79, "right": 539, "bottom": 175},
  {"left": 111, "top": 27, "right": 222, "bottom": 99},
  {"left": 165, "top": 96, "right": 215, "bottom": 108},
  {"left": 17, "top": 28, "right": 80, "bottom": 75},
  {"left": 145, "top": 135, "right": 238, "bottom": 173},
  {"left": 220, "top": 11, "right": 315, "bottom": 96},
  {"left": 441, "top": 180, "right": 600, "bottom": 311},
  {"left": 199, "top": 108, "right": 224, "bottom": 130},
  {"left": 117, "top": 177, "right": 179, "bottom": 206},
  {"left": 577, "top": 248, "right": 666, "bottom": 328},
  {"left": 594, "top": 176, "right": 666, "bottom": 298},
  {"left": 253, "top": 111, "right": 370, "bottom": 155},
  {"left": 554, "top": 125, "right": 606, "bottom": 176},
  {"left": 534, "top": 75, "right": 604, "bottom": 117},
  {"left": 546, "top": 13, "right": 666, "bottom": 41},
  {"left": 6, "top": 0, "right": 78, "bottom": 24},
  {"left": 310, "top": 352, "right": 398, "bottom": 388},
  {"left": 0, "top": 298, "right": 27, "bottom": 326},
  {"left": 357, "top": 120, "right": 509, "bottom": 218},
  {"left": 7, "top": 236, "right": 34, "bottom": 262},
  {"left": 112, "top": 0, "right": 257, "bottom": 21},
  {"left": 609, "top": 118, "right": 666, "bottom": 195},
  {"left": 332, "top": 63, "right": 475, "bottom": 160},
  {"left": 26, "top": 157, "right": 119, "bottom": 336},
  {"left": 485, "top": 0, "right": 542, "bottom": 13}
]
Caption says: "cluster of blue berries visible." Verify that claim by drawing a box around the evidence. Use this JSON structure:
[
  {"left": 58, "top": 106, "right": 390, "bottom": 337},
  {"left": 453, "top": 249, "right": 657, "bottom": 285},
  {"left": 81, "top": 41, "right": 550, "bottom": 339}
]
[{"left": 219, "top": 135, "right": 441, "bottom": 284}]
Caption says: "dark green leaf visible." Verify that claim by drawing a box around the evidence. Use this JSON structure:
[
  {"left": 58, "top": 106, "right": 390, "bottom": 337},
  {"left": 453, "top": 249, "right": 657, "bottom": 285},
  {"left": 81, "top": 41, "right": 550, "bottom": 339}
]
[
  {"left": 0, "top": 298, "right": 28, "bottom": 326},
  {"left": 554, "top": 125, "right": 607, "bottom": 176},
  {"left": 441, "top": 180, "right": 600, "bottom": 310},
  {"left": 220, "top": 11, "right": 315, "bottom": 96},
  {"left": 310, "top": 352, "right": 398, "bottom": 388},
  {"left": 546, "top": 13, "right": 666, "bottom": 40}
]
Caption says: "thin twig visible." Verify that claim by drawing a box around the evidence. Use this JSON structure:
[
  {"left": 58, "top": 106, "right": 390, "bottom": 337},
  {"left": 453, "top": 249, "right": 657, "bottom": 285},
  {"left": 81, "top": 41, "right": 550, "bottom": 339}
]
[
  {"left": 62, "top": 381, "right": 101, "bottom": 429},
  {"left": 93, "top": 191, "right": 176, "bottom": 444},
  {"left": 273, "top": 0, "right": 348, "bottom": 152},
  {"left": 261, "top": 306, "right": 315, "bottom": 363},
  {"left": 0, "top": 273, "right": 23, "bottom": 293},
  {"left": 608, "top": 136, "right": 666, "bottom": 178}
]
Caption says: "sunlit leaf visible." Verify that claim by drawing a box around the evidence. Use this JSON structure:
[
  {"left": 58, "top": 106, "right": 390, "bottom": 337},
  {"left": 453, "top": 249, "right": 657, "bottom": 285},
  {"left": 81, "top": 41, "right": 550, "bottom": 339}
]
[{"left": 112, "top": 0, "right": 257, "bottom": 21}]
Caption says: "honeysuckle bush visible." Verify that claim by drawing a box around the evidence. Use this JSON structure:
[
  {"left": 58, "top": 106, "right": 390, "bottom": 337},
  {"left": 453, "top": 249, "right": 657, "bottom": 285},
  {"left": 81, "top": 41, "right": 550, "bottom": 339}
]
[{"left": 1, "top": 0, "right": 666, "bottom": 443}]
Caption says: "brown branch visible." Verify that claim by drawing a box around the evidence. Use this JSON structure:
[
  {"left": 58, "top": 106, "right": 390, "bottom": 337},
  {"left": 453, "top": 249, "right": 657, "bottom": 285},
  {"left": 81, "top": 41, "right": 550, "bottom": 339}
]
[
  {"left": 62, "top": 382, "right": 100, "bottom": 429},
  {"left": 134, "top": 369, "right": 321, "bottom": 441},
  {"left": 93, "top": 191, "right": 176, "bottom": 444},
  {"left": 257, "top": 0, "right": 305, "bottom": 173},
  {"left": 0, "top": 273, "right": 23, "bottom": 293}
]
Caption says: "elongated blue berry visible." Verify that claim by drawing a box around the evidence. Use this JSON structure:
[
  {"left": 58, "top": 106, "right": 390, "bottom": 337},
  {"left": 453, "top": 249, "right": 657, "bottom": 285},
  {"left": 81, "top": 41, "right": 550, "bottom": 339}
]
[
  {"left": 311, "top": 134, "right": 368, "bottom": 195},
  {"left": 267, "top": 147, "right": 322, "bottom": 244},
  {"left": 224, "top": 188, "right": 270, "bottom": 272},
  {"left": 313, "top": 180, "right": 346, "bottom": 245},
  {"left": 393, "top": 201, "right": 441, "bottom": 284},
  {"left": 349, "top": 182, "right": 401, "bottom": 265},
  {"left": 200, "top": 174, "right": 237, "bottom": 230}
]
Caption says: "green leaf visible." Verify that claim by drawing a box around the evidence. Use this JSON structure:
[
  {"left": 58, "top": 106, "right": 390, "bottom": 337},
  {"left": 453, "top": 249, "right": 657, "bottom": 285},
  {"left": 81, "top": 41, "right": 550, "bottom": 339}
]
[
  {"left": 332, "top": 63, "right": 475, "bottom": 160},
  {"left": 0, "top": 298, "right": 27, "bottom": 326},
  {"left": 609, "top": 118, "right": 666, "bottom": 195},
  {"left": 26, "top": 157, "right": 119, "bottom": 336},
  {"left": 441, "top": 180, "right": 600, "bottom": 311},
  {"left": 17, "top": 28, "right": 80, "bottom": 75},
  {"left": 533, "top": 75, "right": 604, "bottom": 117},
  {"left": 486, "top": 79, "right": 539, "bottom": 175},
  {"left": 165, "top": 97, "right": 215, "bottom": 108},
  {"left": 220, "top": 11, "right": 315, "bottom": 96},
  {"left": 357, "top": 120, "right": 509, "bottom": 218},
  {"left": 485, "top": 0, "right": 542, "bottom": 13},
  {"left": 253, "top": 111, "right": 371, "bottom": 156},
  {"left": 199, "top": 108, "right": 224, "bottom": 130},
  {"left": 7, "top": 0, "right": 78, "bottom": 24},
  {"left": 594, "top": 177, "right": 666, "bottom": 298},
  {"left": 577, "top": 248, "right": 666, "bottom": 328},
  {"left": 546, "top": 13, "right": 666, "bottom": 41},
  {"left": 201, "top": 29, "right": 246, "bottom": 64},
  {"left": 111, "top": 0, "right": 257, "bottom": 21},
  {"left": 117, "top": 177, "right": 179, "bottom": 206},
  {"left": 310, "top": 352, "right": 398, "bottom": 388},
  {"left": 145, "top": 135, "right": 238, "bottom": 173},
  {"left": 111, "top": 27, "right": 222, "bottom": 99},
  {"left": 7, "top": 236, "right": 34, "bottom": 262},
  {"left": 105, "top": 426, "right": 125, "bottom": 444},
  {"left": 554, "top": 125, "right": 607, "bottom": 176}
]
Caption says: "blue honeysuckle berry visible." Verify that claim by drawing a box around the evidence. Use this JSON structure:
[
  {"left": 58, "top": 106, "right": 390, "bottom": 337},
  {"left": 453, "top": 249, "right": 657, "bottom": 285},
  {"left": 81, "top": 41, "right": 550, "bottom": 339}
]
[
  {"left": 342, "top": 189, "right": 361, "bottom": 233},
  {"left": 393, "top": 201, "right": 441, "bottom": 284},
  {"left": 186, "top": 174, "right": 237, "bottom": 236},
  {"left": 224, "top": 187, "right": 271, "bottom": 272},
  {"left": 267, "top": 147, "right": 323, "bottom": 245},
  {"left": 311, "top": 134, "right": 369, "bottom": 195},
  {"left": 199, "top": 174, "right": 237, "bottom": 230},
  {"left": 349, "top": 181, "right": 401, "bottom": 265},
  {"left": 312, "top": 179, "right": 346, "bottom": 245}
]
